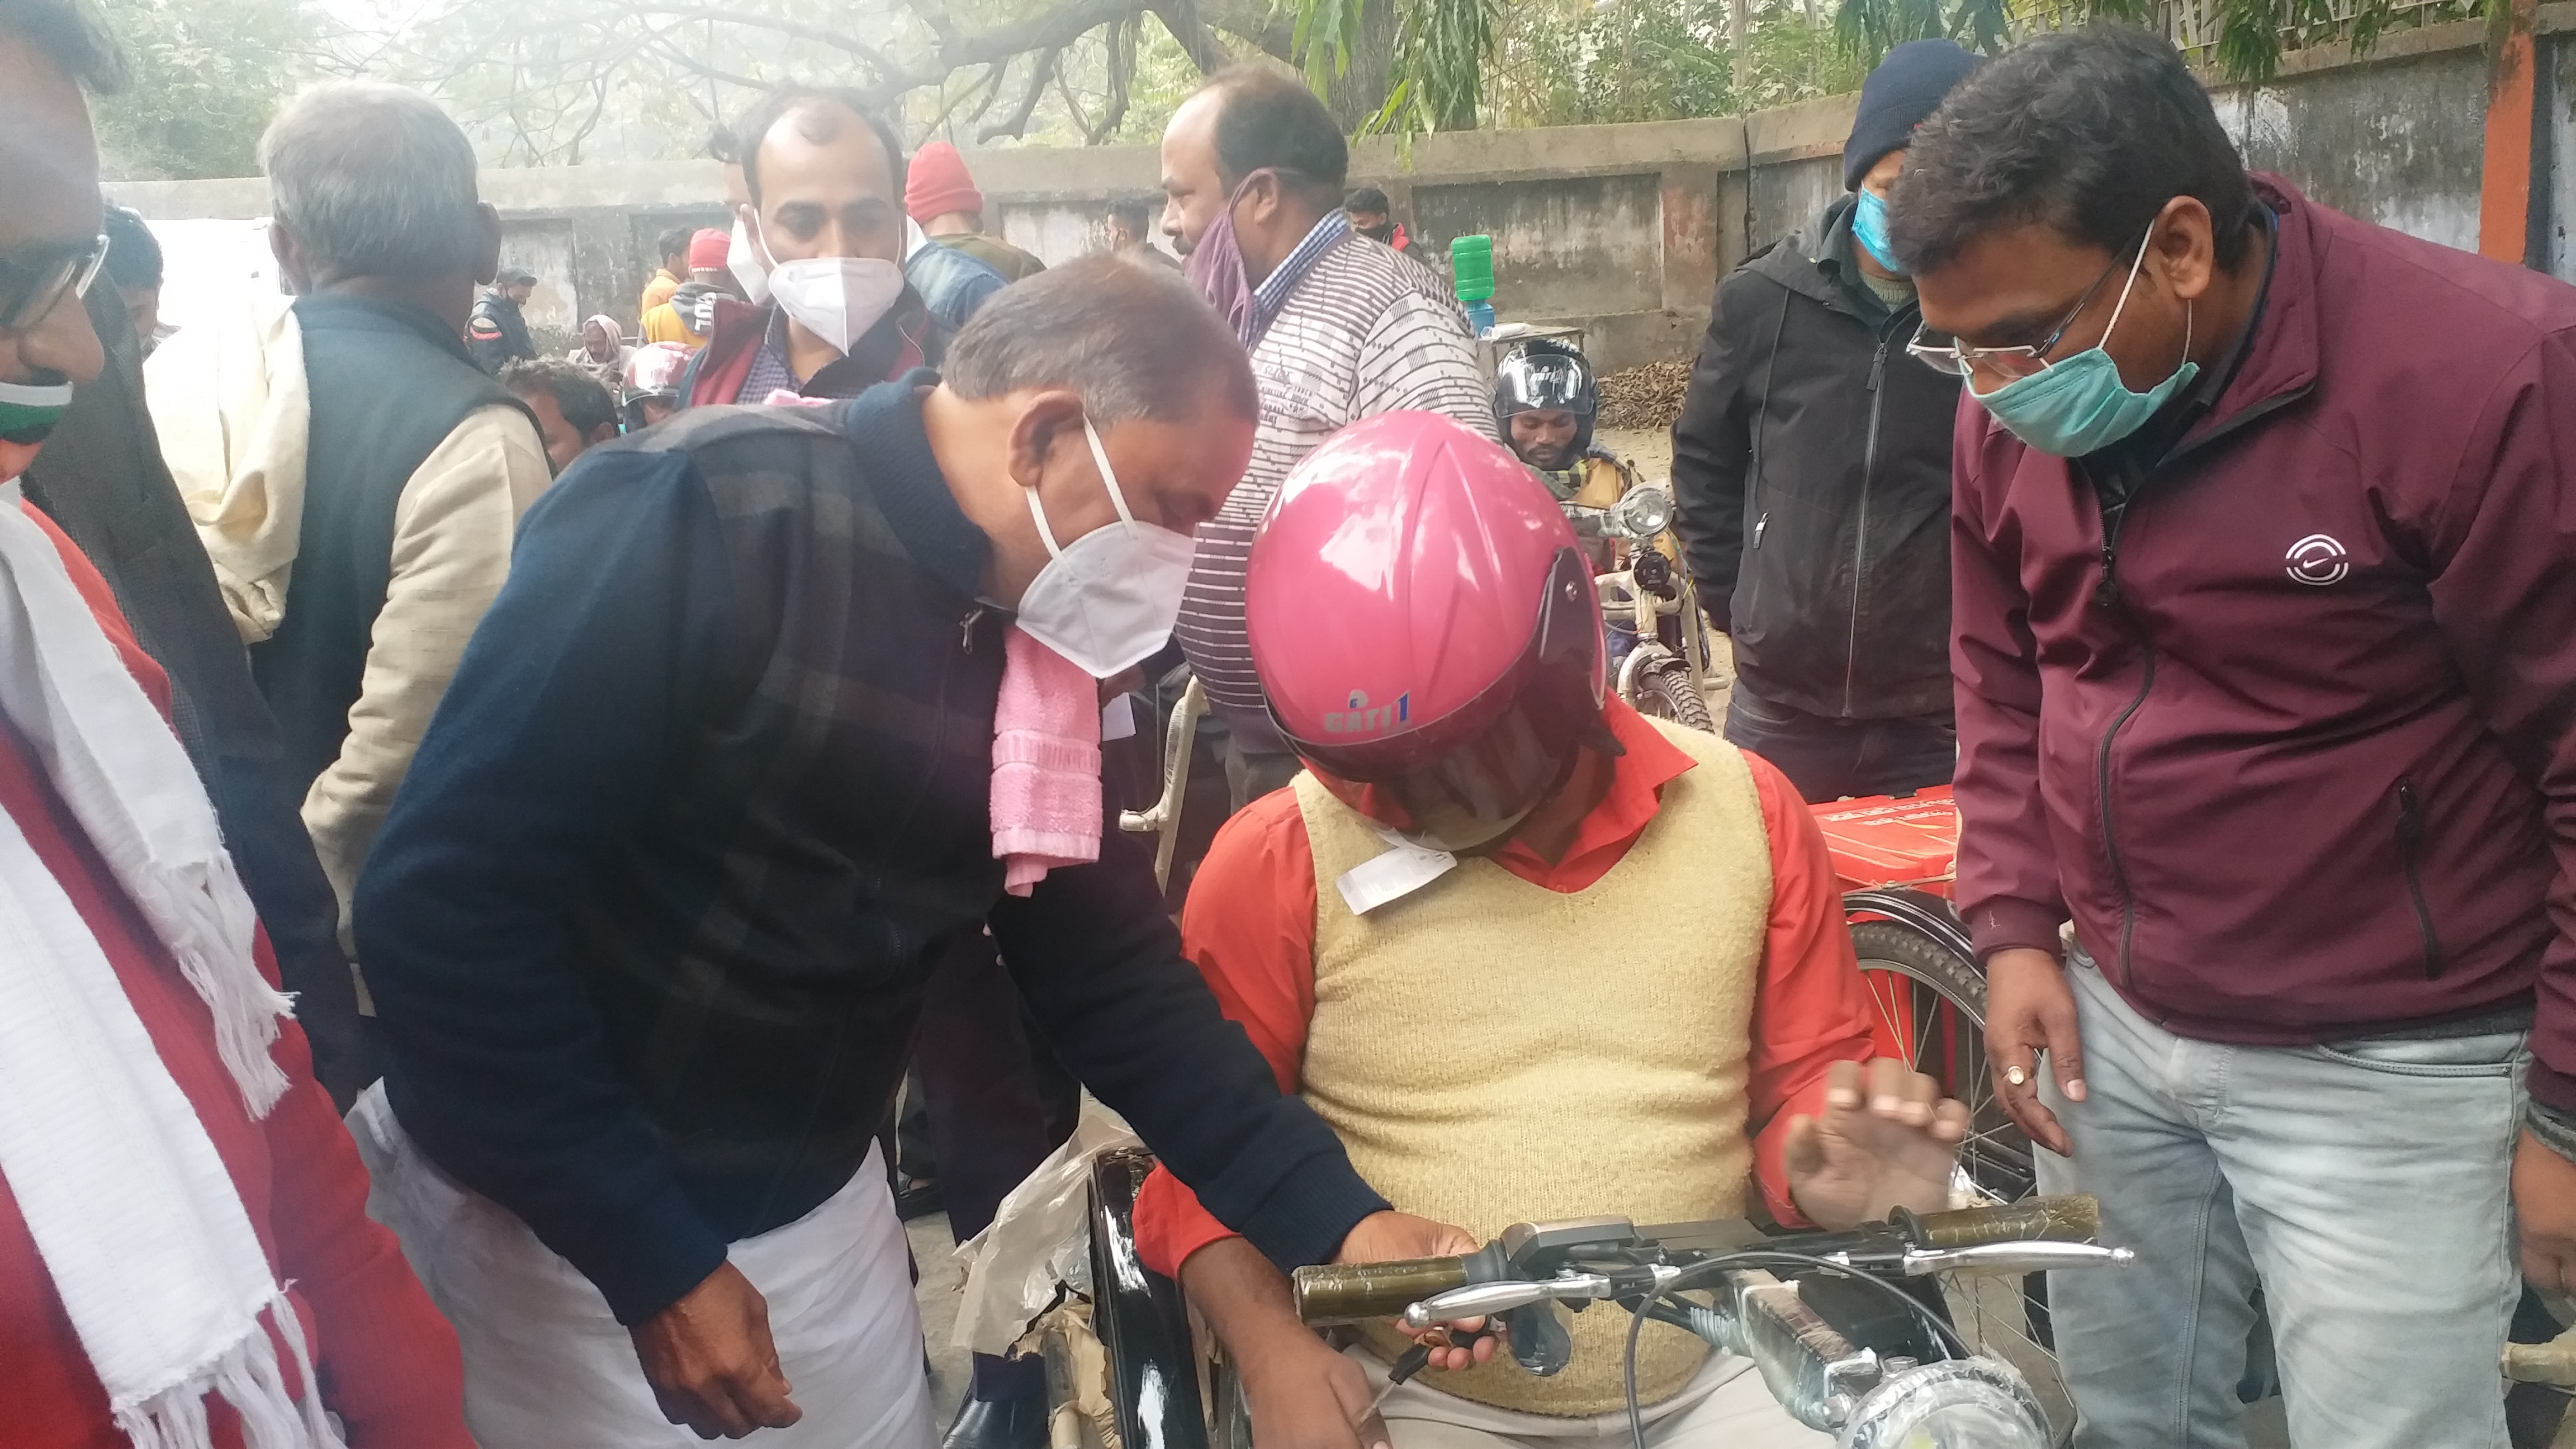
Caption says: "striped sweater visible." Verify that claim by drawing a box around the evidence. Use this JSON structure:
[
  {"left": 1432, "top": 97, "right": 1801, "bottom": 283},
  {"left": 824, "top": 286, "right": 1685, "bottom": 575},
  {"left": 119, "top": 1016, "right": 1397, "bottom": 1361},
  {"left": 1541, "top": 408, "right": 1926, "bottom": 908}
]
[{"left": 1175, "top": 229, "right": 1494, "bottom": 749}]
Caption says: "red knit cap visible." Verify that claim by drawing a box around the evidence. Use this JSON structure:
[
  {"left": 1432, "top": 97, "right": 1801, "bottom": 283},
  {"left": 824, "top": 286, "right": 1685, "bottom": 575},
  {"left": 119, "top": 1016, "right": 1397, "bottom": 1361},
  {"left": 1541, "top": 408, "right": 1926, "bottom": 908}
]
[
  {"left": 686, "top": 228, "right": 729, "bottom": 270},
  {"left": 905, "top": 141, "right": 984, "bottom": 224}
]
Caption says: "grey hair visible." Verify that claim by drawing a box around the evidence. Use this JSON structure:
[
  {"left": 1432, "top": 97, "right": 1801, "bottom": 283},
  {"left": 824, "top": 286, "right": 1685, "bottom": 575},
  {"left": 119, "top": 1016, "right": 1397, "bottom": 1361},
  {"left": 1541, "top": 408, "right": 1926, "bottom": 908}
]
[
  {"left": 259, "top": 82, "right": 485, "bottom": 279},
  {"left": 944, "top": 254, "right": 1256, "bottom": 426}
]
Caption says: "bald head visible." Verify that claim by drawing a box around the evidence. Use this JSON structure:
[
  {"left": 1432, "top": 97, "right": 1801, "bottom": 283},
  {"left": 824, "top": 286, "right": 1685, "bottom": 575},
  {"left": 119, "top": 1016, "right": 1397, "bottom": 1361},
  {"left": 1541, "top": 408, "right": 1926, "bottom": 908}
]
[
  {"left": 1159, "top": 66, "right": 1347, "bottom": 280},
  {"left": 945, "top": 253, "right": 1256, "bottom": 426},
  {"left": 922, "top": 253, "right": 1259, "bottom": 612}
]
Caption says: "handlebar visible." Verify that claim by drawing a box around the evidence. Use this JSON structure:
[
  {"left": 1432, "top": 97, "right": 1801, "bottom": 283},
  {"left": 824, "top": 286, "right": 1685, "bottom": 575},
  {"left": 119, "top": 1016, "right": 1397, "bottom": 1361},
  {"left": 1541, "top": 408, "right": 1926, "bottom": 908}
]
[
  {"left": 2504, "top": 1329, "right": 2576, "bottom": 1389},
  {"left": 1292, "top": 1194, "right": 2111, "bottom": 1326},
  {"left": 1291, "top": 1256, "right": 1474, "bottom": 1324},
  {"left": 1907, "top": 1193, "right": 2100, "bottom": 1250}
]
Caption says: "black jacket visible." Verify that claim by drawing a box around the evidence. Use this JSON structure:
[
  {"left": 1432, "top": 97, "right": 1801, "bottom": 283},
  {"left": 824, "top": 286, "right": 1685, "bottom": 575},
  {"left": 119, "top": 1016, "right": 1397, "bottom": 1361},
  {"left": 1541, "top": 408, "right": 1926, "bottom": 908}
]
[
  {"left": 1670, "top": 196, "right": 1961, "bottom": 721},
  {"left": 465, "top": 291, "right": 536, "bottom": 373},
  {"left": 357, "top": 381, "right": 1386, "bottom": 1325}
]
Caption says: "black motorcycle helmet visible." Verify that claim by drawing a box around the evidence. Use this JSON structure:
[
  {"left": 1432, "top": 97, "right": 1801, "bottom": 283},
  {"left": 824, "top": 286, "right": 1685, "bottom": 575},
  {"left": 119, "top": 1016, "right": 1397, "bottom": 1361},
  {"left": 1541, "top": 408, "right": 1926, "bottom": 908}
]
[{"left": 1491, "top": 338, "right": 1599, "bottom": 461}]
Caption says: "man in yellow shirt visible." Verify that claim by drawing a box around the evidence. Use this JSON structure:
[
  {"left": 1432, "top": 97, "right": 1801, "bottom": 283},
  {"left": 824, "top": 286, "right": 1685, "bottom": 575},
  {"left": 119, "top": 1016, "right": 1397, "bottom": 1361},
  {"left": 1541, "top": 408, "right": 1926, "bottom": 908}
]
[
  {"left": 639, "top": 229, "right": 734, "bottom": 349},
  {"left": 638, "top": 224, "right": 690, "bottom": 317}
]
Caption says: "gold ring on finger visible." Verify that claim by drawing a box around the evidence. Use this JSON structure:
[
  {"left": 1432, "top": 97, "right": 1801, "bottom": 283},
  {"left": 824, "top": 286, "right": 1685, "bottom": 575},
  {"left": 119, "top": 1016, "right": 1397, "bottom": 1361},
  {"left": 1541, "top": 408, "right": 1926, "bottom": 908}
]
[{"left": 2004, "top": 1065, "right": 2029, "bottom": 1087}]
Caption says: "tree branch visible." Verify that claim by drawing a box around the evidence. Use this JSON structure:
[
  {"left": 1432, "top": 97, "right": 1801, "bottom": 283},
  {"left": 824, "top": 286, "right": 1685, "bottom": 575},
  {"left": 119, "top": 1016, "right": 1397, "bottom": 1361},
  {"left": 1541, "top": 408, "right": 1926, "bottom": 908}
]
[
  {"left": 923, "top": 62, "right": 1006, "bottom": 139},
  {"left": 979, "top": 45, "right": 1066, "bottom": 140},
  {"left": 613, "top": 2, "right": 901, "bottom": 78},
  {"left": 1089, "top": 17, "right": 1136, "bottom": 142}
]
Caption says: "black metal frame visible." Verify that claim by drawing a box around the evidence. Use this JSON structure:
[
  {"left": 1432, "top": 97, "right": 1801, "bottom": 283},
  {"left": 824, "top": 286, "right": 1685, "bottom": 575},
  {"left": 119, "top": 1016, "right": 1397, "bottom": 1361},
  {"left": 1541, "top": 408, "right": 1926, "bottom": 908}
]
[{"left": 1086, "top": 1148, "right": 1211, "bottom": 1449}]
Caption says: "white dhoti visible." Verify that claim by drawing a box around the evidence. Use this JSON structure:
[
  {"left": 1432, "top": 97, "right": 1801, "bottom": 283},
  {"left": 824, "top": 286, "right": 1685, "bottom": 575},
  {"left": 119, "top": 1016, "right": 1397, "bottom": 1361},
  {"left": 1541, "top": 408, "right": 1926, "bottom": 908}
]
[{"left": 351, "top": 1087, "right": 938, "bottom": 1449}]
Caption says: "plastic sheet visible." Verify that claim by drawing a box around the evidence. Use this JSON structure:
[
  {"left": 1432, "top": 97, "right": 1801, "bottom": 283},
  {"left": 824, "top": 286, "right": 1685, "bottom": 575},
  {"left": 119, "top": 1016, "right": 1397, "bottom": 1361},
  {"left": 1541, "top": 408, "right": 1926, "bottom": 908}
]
[{"left": 949, "top": 1106, "right": 1140, "bottom": 1358}]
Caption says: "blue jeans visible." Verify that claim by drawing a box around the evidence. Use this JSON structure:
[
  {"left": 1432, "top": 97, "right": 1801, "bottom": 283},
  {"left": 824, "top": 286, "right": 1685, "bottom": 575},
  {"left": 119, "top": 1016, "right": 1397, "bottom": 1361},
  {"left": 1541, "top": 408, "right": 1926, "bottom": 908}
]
[
  {"left": 1720, "top": 688, "right": 1954, "bottom": 804},
  {"left": 2035, "top": 951, "right": 2526, "bottom": 1449}
]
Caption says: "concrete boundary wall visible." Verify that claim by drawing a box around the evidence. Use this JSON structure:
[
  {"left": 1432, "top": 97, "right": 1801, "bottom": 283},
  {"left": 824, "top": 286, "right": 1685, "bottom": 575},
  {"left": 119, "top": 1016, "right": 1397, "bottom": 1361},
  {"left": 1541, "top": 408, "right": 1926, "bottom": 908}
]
[{"left": 108, "top": 13, "right": 2572, "bottom": 367}]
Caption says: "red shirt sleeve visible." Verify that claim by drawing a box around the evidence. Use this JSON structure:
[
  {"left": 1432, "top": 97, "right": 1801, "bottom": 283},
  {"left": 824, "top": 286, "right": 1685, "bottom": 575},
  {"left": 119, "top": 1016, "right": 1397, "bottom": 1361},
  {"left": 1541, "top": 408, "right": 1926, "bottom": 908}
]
[
  {"left": 1133, "top": 789, "right": 1320, "bottom": 1278},
  {"left": 1742, "top": 751, "right": 1886, "bottom": 1228}
]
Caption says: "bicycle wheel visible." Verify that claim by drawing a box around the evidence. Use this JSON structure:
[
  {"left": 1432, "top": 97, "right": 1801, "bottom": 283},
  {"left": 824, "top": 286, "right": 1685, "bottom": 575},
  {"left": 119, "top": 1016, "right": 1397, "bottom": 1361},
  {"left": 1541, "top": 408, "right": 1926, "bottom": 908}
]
[
  {"left": 1631, "top": 655, "right": 1716, "bottom": 731},
  {"left": 1848, "top": 920, "right": 2070, "bottom": 1444}
]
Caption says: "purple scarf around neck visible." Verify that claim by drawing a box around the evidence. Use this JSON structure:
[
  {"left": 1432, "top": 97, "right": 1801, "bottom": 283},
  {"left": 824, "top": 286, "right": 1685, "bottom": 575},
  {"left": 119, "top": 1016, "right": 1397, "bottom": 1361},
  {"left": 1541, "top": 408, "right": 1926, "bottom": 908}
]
[{"left": 1185, "top": 171, "right": 1265, "bottom": 348}]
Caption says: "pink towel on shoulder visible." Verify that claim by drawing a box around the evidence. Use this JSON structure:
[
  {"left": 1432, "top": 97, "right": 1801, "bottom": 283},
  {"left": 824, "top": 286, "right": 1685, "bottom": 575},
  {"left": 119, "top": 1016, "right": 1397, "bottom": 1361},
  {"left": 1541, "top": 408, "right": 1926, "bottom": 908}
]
[{"left": 992, "top": 626, "right": 1104, "bottom": 896}]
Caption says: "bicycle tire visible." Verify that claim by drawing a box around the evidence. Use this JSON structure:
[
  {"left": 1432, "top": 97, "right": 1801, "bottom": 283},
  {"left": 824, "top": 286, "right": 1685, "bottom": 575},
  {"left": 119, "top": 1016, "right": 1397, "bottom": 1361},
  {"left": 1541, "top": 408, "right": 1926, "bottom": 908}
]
[
  {"left": 1848, "top": 920, "right": 2071, "bottom": 1445},
  {"left": 1633, "top": 656, "right": 1716, "bottom": 732}
]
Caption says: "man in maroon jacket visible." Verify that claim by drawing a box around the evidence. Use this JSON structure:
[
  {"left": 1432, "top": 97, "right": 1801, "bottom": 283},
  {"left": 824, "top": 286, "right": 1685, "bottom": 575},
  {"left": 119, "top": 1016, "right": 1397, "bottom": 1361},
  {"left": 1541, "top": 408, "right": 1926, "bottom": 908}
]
[{"left": 1889, "top": 27, "right": 2576, "bottom": 1449}]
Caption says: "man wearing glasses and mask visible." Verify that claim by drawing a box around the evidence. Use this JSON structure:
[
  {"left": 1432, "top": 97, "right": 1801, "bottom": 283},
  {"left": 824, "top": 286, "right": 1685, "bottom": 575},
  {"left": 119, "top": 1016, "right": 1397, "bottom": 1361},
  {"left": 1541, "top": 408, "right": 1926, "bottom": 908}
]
[{"left": 1892, "top": 27, "right": 2576, "bottom": 1449}]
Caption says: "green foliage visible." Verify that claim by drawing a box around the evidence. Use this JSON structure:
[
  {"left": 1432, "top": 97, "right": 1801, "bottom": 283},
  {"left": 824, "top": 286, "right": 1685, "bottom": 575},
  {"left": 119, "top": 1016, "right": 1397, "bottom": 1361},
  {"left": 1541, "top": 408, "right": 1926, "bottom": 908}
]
[
  {"left": 1874, "top": 0, "right": 2487, "bottom": 84},
  {"left": 1485, "top": 0, "right": 1862, "bottom": 128},
  {"left": 87, "top": 0, "right": 332, "bottom": 180},
  {"left": 1298, "top": 0, "right": 1374, "bottom": 91},
  {"left": 1831, "top": 0, "right": 2006, "bottom": 64},
  {"left": 1369, "top": 0, "right": 1502, "bottom": 132}
]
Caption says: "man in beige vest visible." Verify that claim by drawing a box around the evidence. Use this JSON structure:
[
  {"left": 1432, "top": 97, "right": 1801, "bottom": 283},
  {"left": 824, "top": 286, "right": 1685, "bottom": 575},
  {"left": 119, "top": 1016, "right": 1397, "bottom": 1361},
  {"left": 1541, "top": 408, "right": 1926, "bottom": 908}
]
[{"left": 1134, "top": 414, "right": 1968, "bottom": 1449}]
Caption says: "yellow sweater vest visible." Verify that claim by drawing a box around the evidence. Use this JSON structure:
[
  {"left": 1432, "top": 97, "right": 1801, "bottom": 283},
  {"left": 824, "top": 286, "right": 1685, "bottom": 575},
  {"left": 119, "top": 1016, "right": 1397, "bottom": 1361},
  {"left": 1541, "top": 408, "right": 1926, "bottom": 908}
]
[{"left": 1292, "top": 719, "right": 1773, "bottom": 1416}]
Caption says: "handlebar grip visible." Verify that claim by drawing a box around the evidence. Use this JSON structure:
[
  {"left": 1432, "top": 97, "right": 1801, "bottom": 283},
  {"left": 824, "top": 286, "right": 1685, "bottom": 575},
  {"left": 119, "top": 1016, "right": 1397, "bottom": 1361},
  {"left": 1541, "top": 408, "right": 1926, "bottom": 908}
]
[
  {"left": 1909, "top": 1194, "right": 2101, "bottom": 1250},
  {"left": 1292, "top": 1257, "right": 1471, "bottom": 1325},
  {"left": 2504, "top": 1332, "right": 2576, "bottom": 1389}
]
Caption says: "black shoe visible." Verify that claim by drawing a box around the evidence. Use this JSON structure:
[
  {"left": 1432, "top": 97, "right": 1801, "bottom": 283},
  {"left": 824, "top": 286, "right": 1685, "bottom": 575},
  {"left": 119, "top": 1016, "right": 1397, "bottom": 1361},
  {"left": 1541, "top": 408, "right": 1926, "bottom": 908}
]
[
  {"left": 895, "top": 1175, "right": 946, "bottom": 1221},
  {"left": 941, "top": 1393, "right": 1047, "bottom": 1449}
]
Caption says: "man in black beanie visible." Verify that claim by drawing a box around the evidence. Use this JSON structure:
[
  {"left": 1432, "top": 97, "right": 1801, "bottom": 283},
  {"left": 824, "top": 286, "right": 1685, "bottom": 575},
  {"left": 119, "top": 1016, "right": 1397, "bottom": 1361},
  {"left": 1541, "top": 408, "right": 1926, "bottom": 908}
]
[{"left": 1670, "top": 39, "right": 1979, "bottom": 802}]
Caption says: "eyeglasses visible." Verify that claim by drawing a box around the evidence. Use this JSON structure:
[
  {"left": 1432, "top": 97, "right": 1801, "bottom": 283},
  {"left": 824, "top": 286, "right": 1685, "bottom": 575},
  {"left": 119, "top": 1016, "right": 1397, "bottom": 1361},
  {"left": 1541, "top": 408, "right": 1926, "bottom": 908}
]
[
  {"left": 1905, "top": 246, "right": 2133, "bottom": 383},
  {"left": 0, "top": 234, "right": 112, "bottom": 335}
]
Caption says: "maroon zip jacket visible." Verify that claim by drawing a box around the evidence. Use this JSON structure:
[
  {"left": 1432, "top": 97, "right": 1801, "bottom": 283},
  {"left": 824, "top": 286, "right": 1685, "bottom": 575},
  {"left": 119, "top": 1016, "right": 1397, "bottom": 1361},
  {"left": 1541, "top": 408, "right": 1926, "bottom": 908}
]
[{"left": 1952, "top": 176, "right": 2576, "bottom": 1114}]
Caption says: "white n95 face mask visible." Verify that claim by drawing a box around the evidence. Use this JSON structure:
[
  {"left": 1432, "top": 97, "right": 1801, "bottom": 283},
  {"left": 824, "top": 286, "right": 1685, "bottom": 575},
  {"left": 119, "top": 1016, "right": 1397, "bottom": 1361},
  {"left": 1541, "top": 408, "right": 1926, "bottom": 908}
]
[
  {"left": 726, "top": 217, "right": 771, "bottom": 304},
  {"left": 764, "top": 256, "right": 903, "bottom": 356},
  {"left": 752, "top": 222, "right": 904, "bottom": 356},
  {"left": 1013, "top": 417, "right": 1198, "bottom": 679}
]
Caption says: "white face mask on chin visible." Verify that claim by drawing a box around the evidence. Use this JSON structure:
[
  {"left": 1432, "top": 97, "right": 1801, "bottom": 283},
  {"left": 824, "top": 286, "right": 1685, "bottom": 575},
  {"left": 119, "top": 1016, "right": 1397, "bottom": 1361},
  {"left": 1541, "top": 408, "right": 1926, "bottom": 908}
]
[
  {"left": 754, "top": 224, "right": 904, "bottom": 356},
  {"left": 1013, "top": 416, "right": 1198, "bottom": 680}
]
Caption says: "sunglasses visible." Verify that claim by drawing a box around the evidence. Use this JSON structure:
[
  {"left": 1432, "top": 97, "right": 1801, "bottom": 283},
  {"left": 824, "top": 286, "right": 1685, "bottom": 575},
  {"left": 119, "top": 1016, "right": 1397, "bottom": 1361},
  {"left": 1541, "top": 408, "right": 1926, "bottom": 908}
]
[{"left": 0, "top": 234, "right": 112, "bottom": 335}]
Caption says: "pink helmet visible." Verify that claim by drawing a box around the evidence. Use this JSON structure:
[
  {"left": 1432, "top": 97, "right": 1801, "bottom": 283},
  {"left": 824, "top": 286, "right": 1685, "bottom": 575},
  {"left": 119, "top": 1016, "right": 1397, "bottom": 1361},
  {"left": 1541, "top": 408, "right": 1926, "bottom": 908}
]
[{"left": 1247, "top": 411, "right": 1607, "bottom": 849}]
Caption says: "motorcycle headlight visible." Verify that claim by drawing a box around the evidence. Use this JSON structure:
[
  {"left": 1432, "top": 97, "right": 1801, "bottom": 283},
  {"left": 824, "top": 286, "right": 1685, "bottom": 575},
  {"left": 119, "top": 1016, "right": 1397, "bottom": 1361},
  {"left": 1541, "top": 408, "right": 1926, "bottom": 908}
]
[
  {"left": 1835, "top": 1358, "right": 2051, "bottom": 1449},
  {"left": 1608, "top": 485, "right": 1673, "bottom": 540}
]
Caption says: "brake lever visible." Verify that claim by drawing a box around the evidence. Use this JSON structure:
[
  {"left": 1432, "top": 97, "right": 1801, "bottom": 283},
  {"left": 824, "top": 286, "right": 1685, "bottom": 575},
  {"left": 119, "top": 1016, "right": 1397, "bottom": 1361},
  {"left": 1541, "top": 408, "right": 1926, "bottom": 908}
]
[
  {"left": 1401, "top": 1273, "right": 1612, "bottom": 1329},
  {"left": 1830, "top": 1241, "right": 2137, "bottom": 1277}
]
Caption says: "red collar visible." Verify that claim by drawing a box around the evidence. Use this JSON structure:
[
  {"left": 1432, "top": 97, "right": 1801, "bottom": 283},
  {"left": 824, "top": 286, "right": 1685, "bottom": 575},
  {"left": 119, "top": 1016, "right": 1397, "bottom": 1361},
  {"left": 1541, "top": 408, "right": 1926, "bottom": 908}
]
[{"left": 1487, "top": 697, "right": 1696, "bottom": 892}]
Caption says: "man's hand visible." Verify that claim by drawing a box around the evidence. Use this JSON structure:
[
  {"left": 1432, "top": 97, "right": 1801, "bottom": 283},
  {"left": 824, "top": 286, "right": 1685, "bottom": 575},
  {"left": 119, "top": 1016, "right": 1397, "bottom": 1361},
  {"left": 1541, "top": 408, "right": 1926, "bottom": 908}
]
[
  {"left": 1183, "top": 1238, "right": 1395, "bottom": 1449},
  {"left": 1333, "top": 1209, "right": 1479, "bottom": 1265},
  {"left": 2516, "top": 1129, "right": 2576, "bottom": 1296},
  {"left": 1984, "top": 946, "right": 2086, "bottom": 1157},
  {"left": 1333, "top": 1211, "right": 1498, "bottom": 1371},
  {"left": 1238, "top": 1327, "right": 1396, "bottom": 1449},
  {"left": 628, "top": 1261, "right": 803, "bottom": 1439},
  {"left": 1784, "top": 1059, "right": 1970, "bottom": 1232}
]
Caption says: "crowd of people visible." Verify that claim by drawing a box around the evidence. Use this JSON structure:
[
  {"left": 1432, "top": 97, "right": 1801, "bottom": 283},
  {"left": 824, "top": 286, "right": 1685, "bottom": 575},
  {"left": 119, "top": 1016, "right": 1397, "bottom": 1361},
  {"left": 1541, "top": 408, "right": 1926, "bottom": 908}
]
[{"left": 1, "top": 0, "right": 2573, "bottom": 1447}]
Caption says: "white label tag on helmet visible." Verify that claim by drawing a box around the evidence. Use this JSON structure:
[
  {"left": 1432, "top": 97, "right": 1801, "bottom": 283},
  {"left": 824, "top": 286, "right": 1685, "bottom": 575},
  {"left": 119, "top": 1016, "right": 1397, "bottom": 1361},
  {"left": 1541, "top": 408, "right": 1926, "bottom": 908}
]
[{"left": 1335, "top": 831, "right": 1458, "bottom": 916}]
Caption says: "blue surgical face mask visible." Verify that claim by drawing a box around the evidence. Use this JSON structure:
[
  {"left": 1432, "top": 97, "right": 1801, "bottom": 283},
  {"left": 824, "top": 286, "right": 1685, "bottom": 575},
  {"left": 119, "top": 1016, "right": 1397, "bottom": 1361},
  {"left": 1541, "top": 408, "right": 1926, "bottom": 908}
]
[
  {"left": 1852, "top": 187, "right": 1903, "bottom": 275},
  {"left": 1968, "top": 225, "right": 2196, "bottom": 458}
]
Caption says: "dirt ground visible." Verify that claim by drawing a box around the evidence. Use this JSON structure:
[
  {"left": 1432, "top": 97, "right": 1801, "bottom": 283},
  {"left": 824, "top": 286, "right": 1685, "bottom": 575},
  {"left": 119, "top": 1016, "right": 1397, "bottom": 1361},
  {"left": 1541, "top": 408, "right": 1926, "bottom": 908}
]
[{"left": 1595, "top": 423, "right": 1675, "bottom": 484}]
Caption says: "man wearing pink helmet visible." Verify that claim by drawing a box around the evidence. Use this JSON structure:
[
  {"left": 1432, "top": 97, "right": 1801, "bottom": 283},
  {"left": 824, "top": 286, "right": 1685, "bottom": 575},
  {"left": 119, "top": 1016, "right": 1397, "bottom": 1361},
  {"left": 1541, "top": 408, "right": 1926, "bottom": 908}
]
[{"left": 1133, "top": 413, "right": 1970, "bottom": 1448}]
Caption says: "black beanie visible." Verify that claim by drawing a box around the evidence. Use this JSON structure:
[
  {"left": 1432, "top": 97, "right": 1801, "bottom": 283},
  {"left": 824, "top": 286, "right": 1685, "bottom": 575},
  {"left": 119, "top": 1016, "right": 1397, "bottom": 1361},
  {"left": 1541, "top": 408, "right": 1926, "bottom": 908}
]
[{"left": 1842, "top": 38, "right": 1981, "bottom": 191}]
